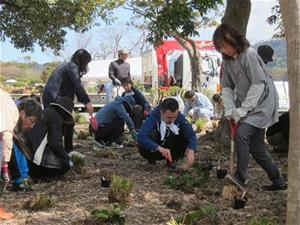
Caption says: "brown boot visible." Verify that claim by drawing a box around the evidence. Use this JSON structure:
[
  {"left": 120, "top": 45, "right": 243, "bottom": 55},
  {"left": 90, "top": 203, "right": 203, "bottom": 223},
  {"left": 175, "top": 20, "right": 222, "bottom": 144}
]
[{"left": 0, "top": 207, "right": 14, "bottom": 220}]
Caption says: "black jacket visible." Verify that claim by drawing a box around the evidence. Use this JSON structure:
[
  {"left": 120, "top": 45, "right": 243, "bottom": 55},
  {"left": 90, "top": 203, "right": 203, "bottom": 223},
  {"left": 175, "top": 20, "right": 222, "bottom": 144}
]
[
  {"left": 122, "top": 87, "right": 150, "bottom": 112},
  {"left": 42, "top": 61, "right": 90, "bottom": 107},
  {"left": 24, "top": 105, "right": 70, "bottom": 170}
]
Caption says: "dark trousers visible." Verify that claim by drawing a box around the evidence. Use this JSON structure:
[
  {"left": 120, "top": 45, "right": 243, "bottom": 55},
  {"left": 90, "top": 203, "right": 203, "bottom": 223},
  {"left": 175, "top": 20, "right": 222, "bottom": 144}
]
[
  {"left": 28, "top": 161, "right": 69, "bottom": 180},
  {"left": 132, "top": 105, "right": 144, "bottom": 130},
  {"left": 64, "top": 122, "right": 75, "bottom": 153},
  {"left": 138, "top": 129, "right": 187, "bottom": 162},
  {"left": 235, "top": 122, "right": 280, "bottom": 182},
  {"left": 95, "top": 118, "right": 124, "bottom": 143}
]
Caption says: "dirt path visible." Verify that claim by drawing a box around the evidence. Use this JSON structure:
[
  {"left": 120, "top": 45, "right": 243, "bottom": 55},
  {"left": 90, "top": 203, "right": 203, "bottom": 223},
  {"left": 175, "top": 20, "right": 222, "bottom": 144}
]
[{"left": 1, "top": 124, "right": 287, "bottom": 225}]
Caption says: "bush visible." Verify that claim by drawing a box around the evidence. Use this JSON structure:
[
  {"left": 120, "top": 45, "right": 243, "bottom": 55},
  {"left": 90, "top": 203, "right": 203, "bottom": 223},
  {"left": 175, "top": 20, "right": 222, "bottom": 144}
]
[
  {"left": 92, "top": 204, "right": 126, "bottom": 225},
  {"left": 73, "top": 112, "right": 86, "bottom": 124},
  {"left": 24, "top": 193, "right": 54, "bottom": 211},
  {"left": 108, "top": 175, "right": 134, "bottom": 205}
]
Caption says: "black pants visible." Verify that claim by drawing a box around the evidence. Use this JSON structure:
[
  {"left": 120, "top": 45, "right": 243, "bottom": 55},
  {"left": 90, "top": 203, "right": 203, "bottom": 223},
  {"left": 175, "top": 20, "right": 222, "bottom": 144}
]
[
  {"left": 95, "top": 118, "right": 124, "bottom": 143},
  {"left": 138, "top": 129, "right": 187, "bottom": 162},
  {"left": 132, "top": 105, "right": 144, "bottom": 130},
  {"left": 235, "top": 122, "right": 281, "bottom": 183},
  {"left": 64, "top": 122, "right": 75, "bottom": 153},
  {"left": 28, "top": 161, "right": 69, "bottom": 180}
]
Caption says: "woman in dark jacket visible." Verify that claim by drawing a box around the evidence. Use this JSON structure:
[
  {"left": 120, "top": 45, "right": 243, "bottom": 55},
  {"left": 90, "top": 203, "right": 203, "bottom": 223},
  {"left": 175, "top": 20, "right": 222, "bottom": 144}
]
[
  {"left": 24, "top": 97, "right": 74, "bottom": 180},
  {"left": 42, "top": 49, "right": 93, "bottom": 153}
]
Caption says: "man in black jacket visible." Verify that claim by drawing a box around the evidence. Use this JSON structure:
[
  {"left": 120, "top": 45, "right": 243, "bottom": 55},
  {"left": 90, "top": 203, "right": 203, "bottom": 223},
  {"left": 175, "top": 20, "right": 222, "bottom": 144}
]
[{"left": 121, "top": 79, "right": 151, "bottom": 129}]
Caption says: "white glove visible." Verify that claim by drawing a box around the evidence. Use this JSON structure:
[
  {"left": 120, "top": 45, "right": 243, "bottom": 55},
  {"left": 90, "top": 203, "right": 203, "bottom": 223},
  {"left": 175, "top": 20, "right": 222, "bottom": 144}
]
[
  {"left": 224, "top": 108, "right": 233, "bottom": 120},
  {"left": 232, "top": 107, "right": 247, "bottom": 123}
]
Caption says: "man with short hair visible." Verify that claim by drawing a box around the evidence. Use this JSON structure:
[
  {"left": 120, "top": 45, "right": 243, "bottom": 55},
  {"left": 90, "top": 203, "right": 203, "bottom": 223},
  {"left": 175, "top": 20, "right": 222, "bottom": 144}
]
[
  {"left": 183, "top": 90, "right": 214, "bottom": 121},
  {"left": 137, "top": 98, "right": 197, "bottom": 167},
  {"left": 109, "top": 49, "right": 131, "bottom": 85}
]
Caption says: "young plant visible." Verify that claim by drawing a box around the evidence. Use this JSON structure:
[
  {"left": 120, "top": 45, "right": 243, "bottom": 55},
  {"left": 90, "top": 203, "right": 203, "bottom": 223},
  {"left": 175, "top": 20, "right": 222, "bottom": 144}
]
[
  {"left": 73, "top": 112, "right": 86, "bottom": 124},
  {"left": 195, "top": 118, "right": 208, "bottom": 132},
  {"left": 24, "top": 193, "right": 54, "bottom": 211},
  {"left": 69, "top": 151, "right": 86, "bottom": 167},
  {"left": 92, "top": 204, "right": 126, "bottom": 225},
  {"left": 166, "top": 216, "right": 184, "bottom": 225},
  {"left": 108, "top": 175, "right": 134, "bottom": 205},
  {"left": 183, "top": 204, "right": 217, "bottom": 225},
  {"left": 247, "top": 217, "right": 277, "bottom": 225}
]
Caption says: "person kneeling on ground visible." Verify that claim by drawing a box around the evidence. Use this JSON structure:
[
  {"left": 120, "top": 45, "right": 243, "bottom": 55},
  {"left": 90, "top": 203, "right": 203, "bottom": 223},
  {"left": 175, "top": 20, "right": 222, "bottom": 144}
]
[
  {"left": 266, "top": 111, "right": 289, "bottom": 153},
  {"left": 183, "top": 90, "right": 214, "bottom": 121},
  {"left": 22, "top": 97, "right": 74, "bottom": 180},
  {"left": 137, "top": 98, "right": 197, "bottom": 168},
  {"left": 121, "top": 79, "right": 151, "bottom": 129},
  {"left": 94, "top": 95, "right": 138, "bottom": 148}
]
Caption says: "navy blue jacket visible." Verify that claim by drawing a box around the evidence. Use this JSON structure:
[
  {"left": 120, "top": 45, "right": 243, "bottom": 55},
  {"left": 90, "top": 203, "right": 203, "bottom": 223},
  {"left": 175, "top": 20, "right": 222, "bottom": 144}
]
[
  {"left": 122, "top": 87, "right": 151, "bottom": 111},
  {"left": 95, "top": 97, "right": 135, "bottom": 131},
  {"left": 137, "top": 106, "right": 197, "bottom": 152},
  {"left": 42, "top": 61, "right": 90, "bottom": 107}
]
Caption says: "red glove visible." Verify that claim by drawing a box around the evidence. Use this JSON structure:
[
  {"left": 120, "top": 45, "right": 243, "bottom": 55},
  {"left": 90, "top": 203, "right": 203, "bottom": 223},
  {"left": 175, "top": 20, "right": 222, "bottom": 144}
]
[{"left": 143, "top": 110, "right": 149, "bottom": 117}]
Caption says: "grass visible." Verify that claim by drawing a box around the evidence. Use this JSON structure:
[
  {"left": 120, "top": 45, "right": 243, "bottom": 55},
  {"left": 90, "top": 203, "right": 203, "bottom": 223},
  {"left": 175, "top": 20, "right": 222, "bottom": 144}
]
[
  {"left": 247, "top": 217, "right": 278, "bottom": 225},
  {"left": 195, "top": 118, "right": 208, "bottom": 132},
  {"left": 108, "top": 175, "right": 134, "bottom": 205},
  {"left": 73, "top": 112, "right": 86, "bottom": 124},
  {"left": 24, "top": 193, "right": 54, "bottom": 211}
]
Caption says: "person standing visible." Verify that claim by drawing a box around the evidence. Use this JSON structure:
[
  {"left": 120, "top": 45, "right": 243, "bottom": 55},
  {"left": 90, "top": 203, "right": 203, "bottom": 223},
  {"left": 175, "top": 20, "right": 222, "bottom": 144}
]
[
  {"left": 42, "top": 49, "right": 93, "bottom": 153},
  {"left": 108, "top": 49, "right": 131, "bottom": 97},
  {"left": 213, "top": 23, "right": 286, "bottom": 191}
]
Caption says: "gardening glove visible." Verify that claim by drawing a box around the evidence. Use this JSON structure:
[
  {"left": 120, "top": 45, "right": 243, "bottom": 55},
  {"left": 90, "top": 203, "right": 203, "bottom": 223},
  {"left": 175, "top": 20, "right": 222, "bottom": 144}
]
[
  {"left": 224, "top": 108, "right": 233, "bottom": 120},
  {"left": 232, "top": 107, "right": 247, "bottom": 123},
  {"left": 131, "top": 130, "right": 138, "bottom": 141},
  {"left": 69, "top": 160, "right": 74, "bottom": 168}
]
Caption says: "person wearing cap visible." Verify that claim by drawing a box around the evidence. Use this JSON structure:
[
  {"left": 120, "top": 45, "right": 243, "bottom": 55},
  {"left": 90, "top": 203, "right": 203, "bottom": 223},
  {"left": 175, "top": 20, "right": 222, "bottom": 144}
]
[
  {"left": 137, "top": 98, "right": 197, "bottom": 168},
  {"left": 19, "top": 97, "right": 75, "bottom": 180},
  {"left": 108, "top": 49, "right": 131, "bottom": 86},
  {"left": 257, "top": 45, "right": 274, "bottom": 64},
  {"left": 183, "top": 90, "right": 214, "bottom": 121},
  {"left": 94, "top": 95, "right": 137, "bottom": 148}
]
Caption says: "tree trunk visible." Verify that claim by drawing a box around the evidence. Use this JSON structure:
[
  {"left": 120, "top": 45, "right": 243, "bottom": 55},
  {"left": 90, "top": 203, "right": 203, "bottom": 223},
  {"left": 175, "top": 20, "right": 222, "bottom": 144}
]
[
  {"left": 279, "top": 1, "right": 300, "bottom": 224},
  {"left": 222, "top": 0, "right": 251, "bottom": 36},
  {"left": 173, "top": 36, "right": 202, "bottom": 91}
]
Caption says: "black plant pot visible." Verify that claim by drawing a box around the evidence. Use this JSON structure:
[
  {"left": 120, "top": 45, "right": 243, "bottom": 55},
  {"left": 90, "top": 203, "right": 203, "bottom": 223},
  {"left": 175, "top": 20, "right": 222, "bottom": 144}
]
[
  {"left": 216, "top": 168, "right": 227, "bottom": 179},
  {"left": 100, "top": 177, "right": 111, "bottom": 188},
  {"left": 233, "top": 196, "right": 247, "bottom": 209}
]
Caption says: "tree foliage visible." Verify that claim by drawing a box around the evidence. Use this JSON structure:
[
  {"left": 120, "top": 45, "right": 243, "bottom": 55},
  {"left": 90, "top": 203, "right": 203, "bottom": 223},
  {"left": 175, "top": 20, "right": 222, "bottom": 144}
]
[
  {"left": 267, "top": 1, "right": 285, "bottom": 38},
  {"left": 124, "top": 0, "right": 222, "bottom": 45},
  {"left": 0, "top": 0, "right": 121, "bottom": 52}
]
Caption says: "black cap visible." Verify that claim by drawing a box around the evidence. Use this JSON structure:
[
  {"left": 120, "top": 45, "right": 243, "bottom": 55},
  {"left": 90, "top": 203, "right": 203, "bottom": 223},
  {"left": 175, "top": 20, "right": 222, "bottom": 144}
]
[{"left": 257, "top": 45, "right": 274, "bottom": 63}]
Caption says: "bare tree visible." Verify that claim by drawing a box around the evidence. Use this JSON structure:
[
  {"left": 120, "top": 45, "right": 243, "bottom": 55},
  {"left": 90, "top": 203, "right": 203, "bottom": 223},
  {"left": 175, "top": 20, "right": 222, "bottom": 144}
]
[{"left": 279, "top": 1, "right": 300, "bottom": 224}]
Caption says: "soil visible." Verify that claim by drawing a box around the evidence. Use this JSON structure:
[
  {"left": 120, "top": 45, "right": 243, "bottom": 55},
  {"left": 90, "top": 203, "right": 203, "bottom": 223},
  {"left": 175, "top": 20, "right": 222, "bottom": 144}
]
[{"left": 1, "top": 123, "right": 288, "bottom": 225}]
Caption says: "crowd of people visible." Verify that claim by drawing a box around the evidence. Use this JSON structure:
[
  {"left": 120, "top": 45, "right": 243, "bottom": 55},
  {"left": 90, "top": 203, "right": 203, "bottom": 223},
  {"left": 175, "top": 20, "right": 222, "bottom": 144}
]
[{"left": 0, "top": 24, "right": 289, "bottom": 220}]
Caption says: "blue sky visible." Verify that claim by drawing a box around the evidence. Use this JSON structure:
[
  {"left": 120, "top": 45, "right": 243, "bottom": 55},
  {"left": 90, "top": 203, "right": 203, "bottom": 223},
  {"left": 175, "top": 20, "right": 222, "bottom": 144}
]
[{"left": 0, "top": 0, "right": 277, "bottom": 64}]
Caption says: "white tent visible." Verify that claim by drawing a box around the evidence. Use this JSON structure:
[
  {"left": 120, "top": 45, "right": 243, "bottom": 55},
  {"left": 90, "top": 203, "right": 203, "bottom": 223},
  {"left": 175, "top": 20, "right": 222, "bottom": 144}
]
[{"left": 83, "top": 57, "right": 142, "bottom": 82}]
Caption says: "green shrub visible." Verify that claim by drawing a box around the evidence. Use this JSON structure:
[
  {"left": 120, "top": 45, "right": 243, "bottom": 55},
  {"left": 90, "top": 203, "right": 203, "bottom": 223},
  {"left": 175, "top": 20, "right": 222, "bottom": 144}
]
[
  {"left": 108, "top": 175, "right": 134, "bottom": 205},
  {"left": 92, "top": 204, "right": 126, "bottom": 225},
  {"left": 24, "top": 193, "right": 54, "bottom": 211},
  {"left": 73, "top": 112, "right": 86, "bottom": 124}
]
